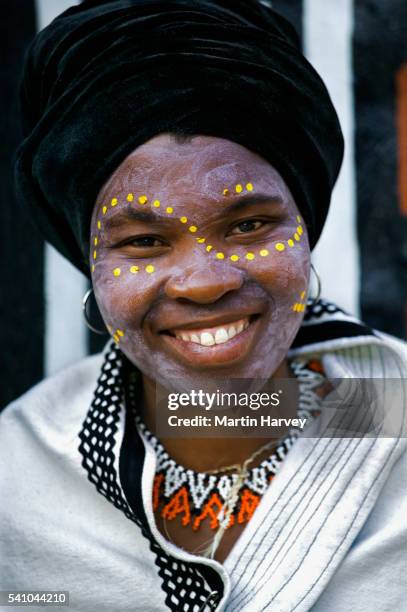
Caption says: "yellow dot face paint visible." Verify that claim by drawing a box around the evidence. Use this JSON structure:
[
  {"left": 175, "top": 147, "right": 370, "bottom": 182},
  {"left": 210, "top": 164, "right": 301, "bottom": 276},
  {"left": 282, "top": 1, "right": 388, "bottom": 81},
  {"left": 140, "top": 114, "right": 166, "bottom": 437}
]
[
  {"left": 91, "top": 264, "right": 95, "bottom": 273},
  {"left": 111, "top": 327, "right": 125, "bottom": 344},
  {"left": 223, "top": 182, "right": 254, "bottom": 196},
  {"left": 89, "top": 136, "right": 311, "bottom": 396},
  {"left": 91, "top": 189, "right": 304, "bottom": 287},
  {"left": 292, "top": 290, "right": 307, "bottom": 313}
]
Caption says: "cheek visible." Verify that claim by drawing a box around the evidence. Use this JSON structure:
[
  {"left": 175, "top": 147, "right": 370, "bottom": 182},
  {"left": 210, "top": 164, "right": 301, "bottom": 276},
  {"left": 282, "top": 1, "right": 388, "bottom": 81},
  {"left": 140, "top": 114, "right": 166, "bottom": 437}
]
[
  {"left": 254, "top": 245, "right": 309, "bottom": 295},
  {"left": 261, "top": 221, "right": 310, "bottom": 306},
  {"left": 248, "top": 249, "right": 310, "bottom": 329},
  {"left": 226, "top": 223, "right": 310, "bottom": 304},
  {"left": 240, "top": 247, "right": 309, "bottom": 375},
  {"left": 92, "top": 261, "right": 160, "bottom": 338}
]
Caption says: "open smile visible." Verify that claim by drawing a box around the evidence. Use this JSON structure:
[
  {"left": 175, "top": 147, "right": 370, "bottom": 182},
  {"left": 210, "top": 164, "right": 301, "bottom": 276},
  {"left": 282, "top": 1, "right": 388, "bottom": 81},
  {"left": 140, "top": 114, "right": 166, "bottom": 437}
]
[
  {"left": 159, "top": 314, "right": 262, "bottom": 368},
  {"left": 170, "top": 317, "right": 251, "bottom": 346}
]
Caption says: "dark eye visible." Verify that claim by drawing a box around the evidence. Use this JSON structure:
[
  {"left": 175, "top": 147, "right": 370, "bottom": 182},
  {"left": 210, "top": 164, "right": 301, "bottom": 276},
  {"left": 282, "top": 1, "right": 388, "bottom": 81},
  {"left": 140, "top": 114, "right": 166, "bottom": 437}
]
[
  {"left": 230, "top": 220, "right": 264, "bottom": 235},
  {"left": 130, "top": 236, "right": 164, "bottom": 247}
]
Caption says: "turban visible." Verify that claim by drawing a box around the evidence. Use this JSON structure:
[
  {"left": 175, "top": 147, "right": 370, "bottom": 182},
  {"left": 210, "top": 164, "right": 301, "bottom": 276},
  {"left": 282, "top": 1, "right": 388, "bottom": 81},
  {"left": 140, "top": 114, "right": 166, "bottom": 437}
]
[{"left": 15, "top": 0, "right": 344, "bottom": 277}]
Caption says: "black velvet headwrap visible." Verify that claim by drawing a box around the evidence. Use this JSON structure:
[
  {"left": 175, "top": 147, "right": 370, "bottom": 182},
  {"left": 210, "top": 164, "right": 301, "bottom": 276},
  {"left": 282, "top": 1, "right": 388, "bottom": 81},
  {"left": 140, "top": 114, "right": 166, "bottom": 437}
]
[{"left": 15, "top": 0, "right": 344, "bottom": 277}]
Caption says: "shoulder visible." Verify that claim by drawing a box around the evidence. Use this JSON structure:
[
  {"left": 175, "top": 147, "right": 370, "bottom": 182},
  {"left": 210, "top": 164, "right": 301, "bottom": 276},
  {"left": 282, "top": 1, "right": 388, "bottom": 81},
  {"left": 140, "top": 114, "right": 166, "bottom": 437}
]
[
  {"left": 0, "top": 351, "right": 104, "bottom": 443},
  {"left": 292, "top": 320, "right": 407, "bottom": 377},
  {"left": 373, "top": 329, "right": 407, "bottom": 358},
  {"left": 288, "top": 299, "right": 407, "bottom": 370},
  {"left": 0, "top": 351, "right": 105, "bottom": 525},
  {"left": 342, "top": 327, "right": 407, "bottom": 376}
]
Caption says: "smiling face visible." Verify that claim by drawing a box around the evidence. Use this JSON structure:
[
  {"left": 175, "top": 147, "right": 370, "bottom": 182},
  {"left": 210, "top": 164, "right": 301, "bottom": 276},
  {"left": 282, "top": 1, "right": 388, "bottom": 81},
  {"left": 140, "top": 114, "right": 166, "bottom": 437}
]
[{"left": 90, "top": 134, "right": 310, "bottom": 388}]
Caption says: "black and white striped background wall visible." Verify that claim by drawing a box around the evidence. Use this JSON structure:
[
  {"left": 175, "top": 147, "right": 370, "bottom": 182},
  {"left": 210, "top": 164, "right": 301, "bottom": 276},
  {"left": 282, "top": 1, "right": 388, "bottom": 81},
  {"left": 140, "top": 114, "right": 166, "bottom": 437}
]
[{"left": 1, "top": 0, "right": 407, "bottom": 408}]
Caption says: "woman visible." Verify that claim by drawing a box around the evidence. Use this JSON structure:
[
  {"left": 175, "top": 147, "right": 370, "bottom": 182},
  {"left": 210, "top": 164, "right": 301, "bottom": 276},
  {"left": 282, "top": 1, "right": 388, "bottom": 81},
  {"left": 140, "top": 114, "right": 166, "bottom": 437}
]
[{"left": 1, "top": 1, "right": 407, "bottom": 611}]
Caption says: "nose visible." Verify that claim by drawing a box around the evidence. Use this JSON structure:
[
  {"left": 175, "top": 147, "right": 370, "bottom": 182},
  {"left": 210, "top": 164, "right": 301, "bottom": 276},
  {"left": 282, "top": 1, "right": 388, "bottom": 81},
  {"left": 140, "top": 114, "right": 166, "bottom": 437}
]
[{"left": 164, "top": 261, "right": 244, "bottom": 304}]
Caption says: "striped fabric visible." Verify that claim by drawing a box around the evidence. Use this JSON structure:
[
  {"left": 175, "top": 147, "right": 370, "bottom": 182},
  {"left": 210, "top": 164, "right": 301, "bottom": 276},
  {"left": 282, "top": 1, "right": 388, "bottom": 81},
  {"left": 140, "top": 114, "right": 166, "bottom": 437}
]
[{"left": 224, "top": 341, "right": 407, "bottom": 611}]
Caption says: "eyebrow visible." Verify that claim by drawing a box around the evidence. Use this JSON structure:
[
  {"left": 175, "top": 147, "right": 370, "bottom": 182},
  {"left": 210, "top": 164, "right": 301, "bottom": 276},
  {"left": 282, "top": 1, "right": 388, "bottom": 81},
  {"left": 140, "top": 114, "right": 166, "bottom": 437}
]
[
  {"left": 222, "top": 193, "right": 285, "bottom": 213},
  {"left": 101, "top": 207, "right": 163, "bottom": 229},
  {"left": 99, "top": 193, "right": 285, "bottom": 229}
]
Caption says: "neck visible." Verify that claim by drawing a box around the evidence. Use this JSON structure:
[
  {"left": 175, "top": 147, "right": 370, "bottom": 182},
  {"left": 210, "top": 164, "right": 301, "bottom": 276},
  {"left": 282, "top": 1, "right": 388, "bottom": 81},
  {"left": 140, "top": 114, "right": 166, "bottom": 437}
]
[{"left": 140, "top": 358, "right": 297, "bottom": 472}]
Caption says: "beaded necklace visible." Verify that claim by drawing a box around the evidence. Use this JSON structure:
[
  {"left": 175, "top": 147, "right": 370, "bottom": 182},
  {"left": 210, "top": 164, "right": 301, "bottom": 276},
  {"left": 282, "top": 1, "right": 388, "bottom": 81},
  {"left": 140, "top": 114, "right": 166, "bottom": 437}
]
[{"left": 131, "top": 360, "right": 324, "bottom": 551}]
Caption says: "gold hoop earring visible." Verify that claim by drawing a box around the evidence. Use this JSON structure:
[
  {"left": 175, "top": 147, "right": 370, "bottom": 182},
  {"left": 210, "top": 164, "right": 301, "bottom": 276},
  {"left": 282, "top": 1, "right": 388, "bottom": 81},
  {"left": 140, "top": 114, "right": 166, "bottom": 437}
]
[
  {"left": 82, "top": 288, "right": 107, "bottom": 335},
  {"left": 309, "top": 263, "right": 321, "bottom": 306}
]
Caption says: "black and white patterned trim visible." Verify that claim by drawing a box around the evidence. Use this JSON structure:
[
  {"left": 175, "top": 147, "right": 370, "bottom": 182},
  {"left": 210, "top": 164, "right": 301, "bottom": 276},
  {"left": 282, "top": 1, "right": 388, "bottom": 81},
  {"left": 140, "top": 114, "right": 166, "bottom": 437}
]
[
  {"left": 78, "top": 343, "right": 224, "bottom": 612},
  {"left": 303, "top": 298, "right": 345, "bottom": 321},
  {"left": 292, "top": 298, "right": 377, "bottom": 348},
  {"left": 78, "top": 345, "right": 138, "bottom": 522}
]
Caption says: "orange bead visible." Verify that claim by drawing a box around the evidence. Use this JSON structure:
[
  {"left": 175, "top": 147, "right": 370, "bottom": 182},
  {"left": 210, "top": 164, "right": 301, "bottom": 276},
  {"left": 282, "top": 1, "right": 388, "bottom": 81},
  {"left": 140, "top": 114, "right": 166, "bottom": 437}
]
[
  {"left": 161, "top": 487, "right": 191, "bottom": 526},
  {"left": 152, "top": 474, "right": 164, "bottom": 511},
  {"left": 237, "top": 489, "right": 260, "bottom": 524},
  {"left": 192, "top": 493, "right": 224, "bottom": 531}
]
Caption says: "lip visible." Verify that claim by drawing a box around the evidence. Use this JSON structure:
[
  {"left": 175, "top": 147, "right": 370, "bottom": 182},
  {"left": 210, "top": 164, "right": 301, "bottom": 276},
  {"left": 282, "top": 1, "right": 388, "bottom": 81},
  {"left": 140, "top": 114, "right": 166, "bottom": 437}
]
[
  {"left": 157, "top": 310, "right": 262, "bottom": 334},
  {"left": 159, "top": 314, "right": 263, "bottom": 368}
]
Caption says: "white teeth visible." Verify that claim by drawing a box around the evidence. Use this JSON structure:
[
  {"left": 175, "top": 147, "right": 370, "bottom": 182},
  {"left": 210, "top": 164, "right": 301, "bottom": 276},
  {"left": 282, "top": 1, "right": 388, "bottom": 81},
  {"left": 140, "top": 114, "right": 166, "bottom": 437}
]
[
  {"left": 228, "top": 326, "right": 237, "bottom": 339},
  {"left": 200, "top": 332, "right": 215, "bottom": 346},
  {"left": 173, "top": 317, "right": 251, "bottom": 346},
  {"left": 214, "top": 328, "right": 229, "bottom": 344}
]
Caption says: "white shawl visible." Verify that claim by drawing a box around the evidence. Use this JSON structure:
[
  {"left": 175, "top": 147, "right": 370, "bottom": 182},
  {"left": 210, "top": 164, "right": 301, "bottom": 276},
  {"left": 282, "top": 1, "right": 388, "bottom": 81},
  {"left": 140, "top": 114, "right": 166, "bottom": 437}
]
[{"left": 1, "top": 310, "right": 407, "bottom": 611}]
